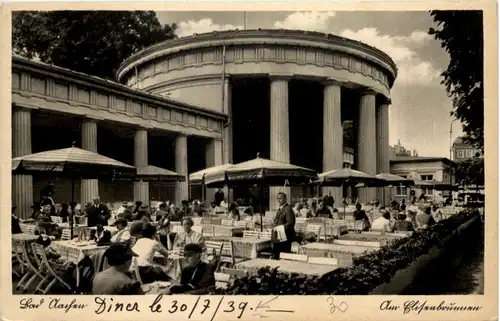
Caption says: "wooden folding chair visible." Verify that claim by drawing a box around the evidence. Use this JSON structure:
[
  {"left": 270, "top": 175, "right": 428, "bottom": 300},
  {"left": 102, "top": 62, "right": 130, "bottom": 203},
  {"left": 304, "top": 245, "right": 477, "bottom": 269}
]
[
  {"left": 221, "top": 267, "right": 248, "bottom": 279},
  {"left": 260, "top": 231, "right": 272, "bottom": 240},
  {"left": 214, "top": 272, "right": 231, "bottom": 289},
  {"left": 220, "top": 240, "right": 246, "bottom": 268},
  {"left": 31, "top": 243, "right": 72, "bottom": 294},
  {"left": 243, "top": 230, "right": 260, "bottom": 238},
  {"left": 205, "top": 241, "right": 224, "bottom": 271},
  {"left": 201, "top": 226, "right": 215, "bottom": 238},
  {"left": 305, "top": 224, "right": 321, "bottom": 241},
  {"left": 61, "top": 229, "right": 72, "bottom": 241},
  {"left": 279, "top": 252, "right": 308, "bottom": 262},
  {"left": 16, "top": 239, "right": 45, "bottom": 293},
  {"left": 11, "top": 238, "right": 26, "bottom": 277},
  {"left": 233, "top": 221, "right": 247, "bottom": 228},
  {"left": 20, "top": 224, "right": 36, "bottom": 235},
  {"left": 51, "top": 216, "right": 63, "bottom": 224},
  {"left": 133, "top": 257, "right": 144, "bottom": 285}
]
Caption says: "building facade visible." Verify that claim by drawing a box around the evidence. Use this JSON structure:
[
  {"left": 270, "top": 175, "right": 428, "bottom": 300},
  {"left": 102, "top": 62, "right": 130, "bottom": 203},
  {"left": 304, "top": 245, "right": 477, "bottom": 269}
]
[
  {"left": 12, "top": 55, "right": 226, "bottom": 217},
  {"left": 389, "top": 139, "right": 418, "bottom": 158},
  {"left": 452, "top": 136, "right": 482, "bottom": 160},
  {"left": 12, "top": 29, "right": 398, "bottom": 215},
  {"left": 117, "top": 29, "right": 398, "bottom": 208},
  {"left": 389, "top": 156, "right": 454, "bottom": 201}
]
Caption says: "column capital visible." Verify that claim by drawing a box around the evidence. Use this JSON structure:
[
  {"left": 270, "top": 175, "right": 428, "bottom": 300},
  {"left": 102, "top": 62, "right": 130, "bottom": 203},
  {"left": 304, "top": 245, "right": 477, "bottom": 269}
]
[
  {"left": 82, "top": 115, "right": 103, "bottom": 122},
  {"left": 359, "top": 87, "right": 378, "bottom": 97},
  {"left": 269, "top": 73, "right": 294, "bottom": 81},
  {"left": 321, "top": 78, "right": 343, "bottom": 87},
  {"left": 13, "top": 103, "right": 38, "bottom": 112},
  {"left": 136, "top": 124, "right": 153, "bottom": 131},
  {"left": 379, "top": 96, "right": 392, "bottom": 106}
]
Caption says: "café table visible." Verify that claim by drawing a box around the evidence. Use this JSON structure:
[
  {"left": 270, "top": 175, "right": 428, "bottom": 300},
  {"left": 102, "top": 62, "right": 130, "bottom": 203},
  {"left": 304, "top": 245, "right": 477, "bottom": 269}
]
[
  {"left": 235, "top": 258, "right": 339, "bottom": 277},
  {"left": 12, "top": 233, "right": 39, "bottom": 242},
  {"left": 204, "top": 236, "right": 272, "bottom": 259},
  {"left": 51, "top": 240, "right": 108, "bottom": 263},
  {"left": 199, "top": 224, "right": 244, "bottom": 237},
  {"left": 298, "top": 242, "right": 376, "bottom": 266}
]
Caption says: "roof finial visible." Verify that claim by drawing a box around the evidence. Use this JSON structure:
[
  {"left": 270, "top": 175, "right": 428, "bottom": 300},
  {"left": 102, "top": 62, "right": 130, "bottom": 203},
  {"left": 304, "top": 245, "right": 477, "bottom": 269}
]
[
  {"left": 72, "top": 141, "right": 76, "bottom": 147},
  {"left": 256, "top": 152, "right": 260, "bottom": 158}
]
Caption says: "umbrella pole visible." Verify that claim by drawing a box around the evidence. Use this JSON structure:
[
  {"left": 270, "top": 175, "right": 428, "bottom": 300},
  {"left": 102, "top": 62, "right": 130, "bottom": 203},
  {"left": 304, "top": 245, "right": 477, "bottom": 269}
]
[
  {"left": 70, "top": 177, "right": 75, "bottom": 240},
  {"left": 260, "top": 184, "right": 264, "bottom": 232}
]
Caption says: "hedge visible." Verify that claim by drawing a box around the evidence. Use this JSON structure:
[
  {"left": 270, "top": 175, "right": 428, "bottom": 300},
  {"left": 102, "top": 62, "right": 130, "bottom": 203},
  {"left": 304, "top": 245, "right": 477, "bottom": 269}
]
[{"left": 214, "top": 209, "right": 481, "bottom": 295}]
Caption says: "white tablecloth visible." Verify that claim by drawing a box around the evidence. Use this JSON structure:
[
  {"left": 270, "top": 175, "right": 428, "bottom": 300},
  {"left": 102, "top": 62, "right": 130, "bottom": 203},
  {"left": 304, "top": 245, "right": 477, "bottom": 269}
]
[{"left": 236, "top": 259, "right": 338, "bottom": 277}]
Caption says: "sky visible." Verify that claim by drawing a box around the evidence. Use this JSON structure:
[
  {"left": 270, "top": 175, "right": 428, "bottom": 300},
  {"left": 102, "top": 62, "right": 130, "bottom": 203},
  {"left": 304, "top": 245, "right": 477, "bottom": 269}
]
[{"left": 156, "top": 11, "right": 465, "bottom": 158}]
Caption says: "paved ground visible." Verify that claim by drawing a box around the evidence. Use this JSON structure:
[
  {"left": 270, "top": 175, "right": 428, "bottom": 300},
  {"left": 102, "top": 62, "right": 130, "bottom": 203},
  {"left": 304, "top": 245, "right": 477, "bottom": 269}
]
[{"left": 403, "top": 224, "right": 484, "bottom": 295}]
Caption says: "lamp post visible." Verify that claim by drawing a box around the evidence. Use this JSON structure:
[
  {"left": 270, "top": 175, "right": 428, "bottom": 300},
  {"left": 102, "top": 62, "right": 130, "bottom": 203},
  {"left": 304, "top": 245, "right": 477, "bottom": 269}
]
[{"left": 449, "top": 118, "right": 458, "bottom": 200}]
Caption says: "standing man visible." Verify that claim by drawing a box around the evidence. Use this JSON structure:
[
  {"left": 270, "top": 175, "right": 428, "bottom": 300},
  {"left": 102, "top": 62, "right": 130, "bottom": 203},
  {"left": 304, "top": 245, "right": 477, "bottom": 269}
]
[
  {"left": 87, "top": 196, "right": 111, "bottom": 227},
  {"left": 214, "top": 188, "right": 224, "bottom": 206},
  {"left": 272, "top": 192, "right": 296, "bottom": 259}
]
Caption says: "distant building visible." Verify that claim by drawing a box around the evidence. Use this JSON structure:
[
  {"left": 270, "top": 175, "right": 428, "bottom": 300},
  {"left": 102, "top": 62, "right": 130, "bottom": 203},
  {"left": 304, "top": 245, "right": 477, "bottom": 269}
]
[
  {"left": 389, "top": 139, "right": 418, "bottom": 158},
  {"left": 452, "top": 136, "right": 482, "bottom": 160},
  {"left": 389, "top": 156, "right": 455, "bottom": 201}
]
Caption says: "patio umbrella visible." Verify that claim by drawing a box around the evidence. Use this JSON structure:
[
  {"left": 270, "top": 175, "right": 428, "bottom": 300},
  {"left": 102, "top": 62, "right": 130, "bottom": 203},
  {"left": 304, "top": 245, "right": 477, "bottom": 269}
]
[
  {"left": 376, "top": 173, "right": 415, "bottom": 206},
  {"left": 136, "top": 165, "right": 185, "bottom": 182},
  {"left": 189, "top": 164, "right": 234, "bottom": 202},
  {"left": 315, "top": 168, "right": 385, "bottom": 187},
  {"left": 206, "top": 154, "right": 318, "bottom": 187},
  {"left": 314, "top": 168, "right": 385, "bottom": 218},
  {"left": 12, "top": 143, "right": 136, "bottom": 239},
  {"left": 205, "top": 153, "right": 319, "bottom": 231}
]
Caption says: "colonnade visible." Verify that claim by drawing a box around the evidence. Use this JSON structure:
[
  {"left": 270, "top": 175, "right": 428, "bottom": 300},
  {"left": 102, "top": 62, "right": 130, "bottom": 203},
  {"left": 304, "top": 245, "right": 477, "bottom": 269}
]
[
  {"left": 11, "top": 108, "right": 222, "bottom": 218},
  {"left": 261, "top": 76, "right": 390, "bottom": 209}
]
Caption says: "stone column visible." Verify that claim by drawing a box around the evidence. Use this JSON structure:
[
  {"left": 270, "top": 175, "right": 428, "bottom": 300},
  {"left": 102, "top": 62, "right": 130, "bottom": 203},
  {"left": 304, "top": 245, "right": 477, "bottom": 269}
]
[
  {"left": 133, "top": 128, "right": 149, "bottom": 204},
  {"left": 322, "top": 80, "right": 343, "bottom": 206},
  {"left": 221, "top": 78, "right": 233, "bottom": 202},
  {"left": 81, "top": 118, "right": 99, "bottom": 205},
  {"left": 12, "top": 108, "right": 33, "bottom": 219},
  {"left": 376, "top": 99, "right": 391, "bottom": 206},
  {"left": 269, "top": 75, "right": 291, "bottom": 210},
  {"left": 357, "top": 90, "right": 377, "bottom": 203},
  {"left": 175, "top": 134, "right": 189, "bottom": 205},
  {"left": 205, "top": 139, "right": 223, "bottom": 204}
]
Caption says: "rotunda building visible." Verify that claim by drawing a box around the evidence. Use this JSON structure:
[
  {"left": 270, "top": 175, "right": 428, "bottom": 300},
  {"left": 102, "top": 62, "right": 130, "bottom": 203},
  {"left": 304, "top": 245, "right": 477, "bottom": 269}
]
[{"left": 117, "top": 29, "right": 398, "bottom": 207}]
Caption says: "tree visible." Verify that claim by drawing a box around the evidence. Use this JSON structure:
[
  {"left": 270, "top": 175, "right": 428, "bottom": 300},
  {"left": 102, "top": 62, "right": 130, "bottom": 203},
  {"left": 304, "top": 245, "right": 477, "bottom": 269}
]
[
  {"left": 429, "top": 11, "right": 484, "bottom": 151},
  {"left": 454, "top": 157, "right": 484, "bottom": 188},
  {"left": 12, "top": 11, "right": 177, "bottom": 80}
]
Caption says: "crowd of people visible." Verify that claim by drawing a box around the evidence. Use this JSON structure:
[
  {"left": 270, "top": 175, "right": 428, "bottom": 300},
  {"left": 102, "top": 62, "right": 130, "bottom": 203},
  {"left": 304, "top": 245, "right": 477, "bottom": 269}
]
[{"left": 12, "top": 182, "right": 452, "bottom": 295}]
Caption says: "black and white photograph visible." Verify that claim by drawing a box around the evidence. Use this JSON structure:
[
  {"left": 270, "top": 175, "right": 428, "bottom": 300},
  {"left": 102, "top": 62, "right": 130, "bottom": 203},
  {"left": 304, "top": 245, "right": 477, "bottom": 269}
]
[{"left": 2, "top": 3, "right": 496, "bottom": 320}]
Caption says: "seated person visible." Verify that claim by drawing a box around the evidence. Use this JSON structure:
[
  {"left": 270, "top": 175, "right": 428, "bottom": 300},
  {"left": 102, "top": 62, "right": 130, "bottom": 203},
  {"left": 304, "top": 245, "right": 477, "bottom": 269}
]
[
  {"left": 90, "top": 224, "right": 112, "bottom": 245},
  {"left": 416, "top": 206, "right": 437, "bottom": 229},
  {"left": 167, "top": 243, "right": 215, "bottom": 294},
  {"left": 331, "top": 208, "right": 341, "bottom": 220},
  {"left": 92, "top": 243, "right": 144, "bottom": 295},
  {"left": 353, "top": 203, "right": 371, "bottom": 231},
  {"left": 316, "top": 200, "right": 332, "bottom": 218},
  {"left": 208, "top": 202, "right": 217, "bottom": 215},
  {"left": 117, "top": 202, "right": 134, "bottom": 222},
  {"left": 227, "top": 202, "right": 241, "bottom": 221},
  {"left": 370, "top": 211, "right": 394, "bottom": 232},
  {"left": 30, "top": 203, "right": 42, "bottom": 220},
  {"left": 172, "top": 217, "right": 205, "bottom": 250},
  {"left": 131, "top": 223, "right": 170, "bottom": 284},
  {"left": 431, "top": 204, "right": 443, "bottom": 222},
  {"left": 110, "top": 219, "right": 131, "bottom": 243},
  {"left": 134, "top": 205, "right": 151, "bottom": 222},
  {"left": 393, "top": 213, "right": 415, "bottom": 232},
  {"left": 12, "top": 206, "right": 22, "bottom": 234}
]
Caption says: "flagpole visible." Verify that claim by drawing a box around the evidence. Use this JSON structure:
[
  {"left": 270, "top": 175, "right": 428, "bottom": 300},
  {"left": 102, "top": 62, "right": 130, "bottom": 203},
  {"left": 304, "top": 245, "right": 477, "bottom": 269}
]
[{"left": 244, "top": 11, "right": 247, "bottom": 29}]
